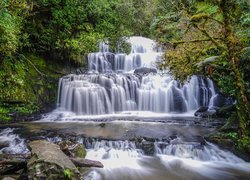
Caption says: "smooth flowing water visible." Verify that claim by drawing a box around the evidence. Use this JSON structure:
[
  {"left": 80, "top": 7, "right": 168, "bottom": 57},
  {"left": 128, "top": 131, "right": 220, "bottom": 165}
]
[
  {"left": 84, "top": 139, "right": 250, "bottom": 180},
  {"left": 43, "top": 37, "right": 226, "bottom": 121},
  {"left": 1, "top": 37, "right": 249, "bottom": 179}
]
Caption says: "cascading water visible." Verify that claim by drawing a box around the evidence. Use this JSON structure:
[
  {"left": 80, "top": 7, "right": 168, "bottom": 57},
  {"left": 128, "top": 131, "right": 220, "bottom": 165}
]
[
  {"left": 50, "top": 36, "right": 222, "bottom": 119},
  {"left": 0, "top": 128, "right": 29, "bottom": 154},
  {"left": 83, "top": 138, "right": 250, "bottom": 180},
  {"left": 31, "top": 36, "right": 250, "bottom": 180}
]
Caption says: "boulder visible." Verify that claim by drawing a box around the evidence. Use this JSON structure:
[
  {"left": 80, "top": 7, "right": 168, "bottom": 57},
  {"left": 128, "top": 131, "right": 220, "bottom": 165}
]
[
  {"left": 0, "top": 137, "right": 10, "bottom": 149},
  {"left": 28, "top": 140, "right": 81, "bottom": 180},
  {"left": 194, "top": 106, "right": 216, "bottom": 117}
]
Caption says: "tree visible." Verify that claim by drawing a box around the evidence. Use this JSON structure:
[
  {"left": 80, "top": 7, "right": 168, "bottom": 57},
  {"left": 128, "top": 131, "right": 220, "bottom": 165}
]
[
  {"left": 24, "top": 0, "right": 155, "bottom": 63},
  {"left": 0, "top": 0, "right": 29, "bottom": 65},
  {"left": 153, "top": 0, "right": 250, "bottom": 136}
]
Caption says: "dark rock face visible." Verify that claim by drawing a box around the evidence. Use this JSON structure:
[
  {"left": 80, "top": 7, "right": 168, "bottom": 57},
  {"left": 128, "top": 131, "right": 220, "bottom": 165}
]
[
  {"left": 140, "top": 140, "right": 155, "bottom": 155},
  {"left": 215, "top": 105, "right": 236, "bottom": 118},
  {"left": 194, "top": 106, "right": 209, "bottom": 117},
  {"left": 212, "top": 94, "right": 227, "bottom": 107},
  {"left": 172, "top": 86, "right": 187, "bottom": 112},
  {"left": 134, "top": 67, "right": 157, "bottom": 74}
]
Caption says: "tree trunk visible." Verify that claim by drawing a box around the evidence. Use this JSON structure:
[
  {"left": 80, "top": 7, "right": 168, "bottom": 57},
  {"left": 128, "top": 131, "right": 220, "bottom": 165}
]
[{"left": 220, "top": 0, "right": 250, "bottom": 137}]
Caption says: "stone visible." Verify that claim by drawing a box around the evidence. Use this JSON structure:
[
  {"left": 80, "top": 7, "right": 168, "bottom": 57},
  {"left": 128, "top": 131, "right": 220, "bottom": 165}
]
[
  {"left": 28, "top": 140, "right": 81, "bottom": 180},
  {"left": 70, "top": 158, "right": 104, "bottom": 168},
  {"left": 141, "top": 140, "right": 155, "bottom": 155},
  {"left": 134, "top": 67, "right": 157, "bottom": 74},
  {"left": 215, "top": 104, "right": 236, "bottom": 118},
  {"left": 0, "top": 137, "right": 10, "bottom": 149},
  {"left": 70, "top": 144, "right": 86, "bottom": 158},
  {"left": 194, "top": 106, "right": 216, "bottom": 117},
  {"left": 58, "top": 140, "right": 86, "bottom": 158},
  {"left": 206, "top": 133, "right": 235, "bottom": 150},
  {"left": 2, "top": 177, "right": 16, "bottom": 180}
]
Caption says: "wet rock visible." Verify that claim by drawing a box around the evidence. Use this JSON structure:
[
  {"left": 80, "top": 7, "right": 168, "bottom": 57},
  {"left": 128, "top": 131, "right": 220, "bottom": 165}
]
[
  {"left": 2, "top": 177, "right": 16, "bottom": 180},
  {"left": 206, "top": 133, "right": 235, "bottom": 150},
  {"left": 172, "top": 86, "right": 187, "bottom": 112},
  {"left": 141, "top": 140, "right": 155, "bottom": 155},
  {"left": 215, "top": 104, "right": 236, "bottom": 118},
  {"left": 0, "top": 137, "right": 10, "bottom": 149},
  {"left": 70, "top": 158, "right": 104, "bottom": 168},
  {"left": 58, "top": 140, "right": 86, "bottom": 158},
  {"left": 99, "top": 123, "right": 106, "bottom": 128},
  {"left": 134, "top": 67, "right": 157, "bottom": 74},
  {"left": 28, "top": 140, "right": 80, "bottom": 180},
  {"left": 194, "top": 106, "right": 216, "bottom": 117},
  {"left": 194, "top": 106, "right": 208, "bottom": 117},
  {"left": 220, "top": 112, "right": 238, "bottom": 132}
]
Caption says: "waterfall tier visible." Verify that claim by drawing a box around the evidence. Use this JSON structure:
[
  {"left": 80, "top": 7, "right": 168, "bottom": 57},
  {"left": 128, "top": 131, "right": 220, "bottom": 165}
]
[
  {"left": 55, "top": 36, "right": 224, "bottom": 117},
  {"left": 57, "top": 74, "right": 218, "bottom": 115}
]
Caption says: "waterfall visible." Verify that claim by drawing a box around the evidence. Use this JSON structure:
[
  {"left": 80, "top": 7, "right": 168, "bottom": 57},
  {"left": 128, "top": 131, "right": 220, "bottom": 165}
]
[{"left": 55, "top": 36, "right": 224, "bottom": 117}]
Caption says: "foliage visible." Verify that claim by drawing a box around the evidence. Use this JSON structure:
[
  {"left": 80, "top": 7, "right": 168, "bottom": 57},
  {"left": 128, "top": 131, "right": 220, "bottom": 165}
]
[
  {"left": 0, "top": 106, "right": 11, "bottom": 121},
  {"left": 153, "top": 0, "right": 250, "bottom": 136},
  {"left": 63, "top": 168, "right": 72, "bottom": 180},
  {"left": 226, "top": 132, "right": 238, "bottom": 141},
  {"left": 0, "top": 0, "right": 29, "bottom": 63},
  {"left": 0, "top": 53, "right": 62, "bottom": 122},
  {"left": 0, "top": 0, "right": 162, "bottom": 122},
  {"left": 23, "top": 0, "right": 160, "bottom": 62},
  {"left": 237, "top": 136, "right": 250, "bottom": 153}
]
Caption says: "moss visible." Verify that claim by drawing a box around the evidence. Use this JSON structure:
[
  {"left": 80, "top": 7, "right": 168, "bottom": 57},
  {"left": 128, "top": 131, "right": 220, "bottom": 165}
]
[
  {"left": 74, "top": 144, "right": 86, "bottom": 158},
  {"left": 206, "top": 132, "right": 236, "bottom": 149},
  {"left": 207, "top": 128, "right": 250, "bottom": 161},
  {"left": 0, "top": 106, "right": 11, "bottom": 121},
  {"left": 238, "top": 136, "right": 250, "bottom": 154},
  {"left": 0, "top": 53, "right": 65, "bottom": 122},
  {"left": 220, "top": 112, "right": 238, "bottom": 132}
]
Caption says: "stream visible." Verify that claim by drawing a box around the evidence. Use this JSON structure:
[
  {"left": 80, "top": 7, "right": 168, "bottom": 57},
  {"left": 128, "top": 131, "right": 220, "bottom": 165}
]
[{"left": 1, "top": 37, "right": 250, "bottom": 179}]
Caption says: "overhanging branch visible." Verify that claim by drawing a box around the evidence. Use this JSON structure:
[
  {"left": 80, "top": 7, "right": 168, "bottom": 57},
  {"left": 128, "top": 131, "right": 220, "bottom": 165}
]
[{"left": 172, "top": 37, "right": 222, "bottom": 45}]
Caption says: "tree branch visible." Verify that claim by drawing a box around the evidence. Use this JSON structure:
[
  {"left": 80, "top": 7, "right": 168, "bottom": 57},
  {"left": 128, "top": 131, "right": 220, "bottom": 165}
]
[
  {"left": 22, "top": 55, "right": 47, "bottom": 77},
  {"left": 172, "top": 37, "right": 222, "bottom": 45},
  {"left": 193, "top": 24, "right": 226, "bottom": 51}
]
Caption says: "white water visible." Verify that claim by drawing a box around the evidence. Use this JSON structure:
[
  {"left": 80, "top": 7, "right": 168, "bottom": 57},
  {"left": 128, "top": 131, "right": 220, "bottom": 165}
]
[
  {"left": 85, "top": 139, "right": 250, "bottom": 180},
  {"left": 42, "top": 36, "right": 224, "bottom": 121},
  {"left": 28, "top": 36, "right": 250, "bottom": 179},
  {"left": 0, "top": 127, "right": 249, "bottom": 179},
  {"left": 0, "top": 128, "right": 29, "bottom": 154}
]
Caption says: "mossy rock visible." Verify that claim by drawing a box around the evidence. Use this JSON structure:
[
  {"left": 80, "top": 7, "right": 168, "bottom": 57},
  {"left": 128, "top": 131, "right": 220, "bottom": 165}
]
[
  {"left": 220, "top": 112, "right": 239, "bottom": 132},
  {"left": 215, "top": 105, "right": 236, "bottom": 118},
  {"left": 58, "top": 140, "right": 86, "bottom": 158},
  {"left": 28, "top": 140, "right": 81, "bottom": 180},
  {"left": 72, "top": 144, "right": 86, "bottom": 158},
  {"left": 206, "top": 132, "right": 236, "bottom": 150}
]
